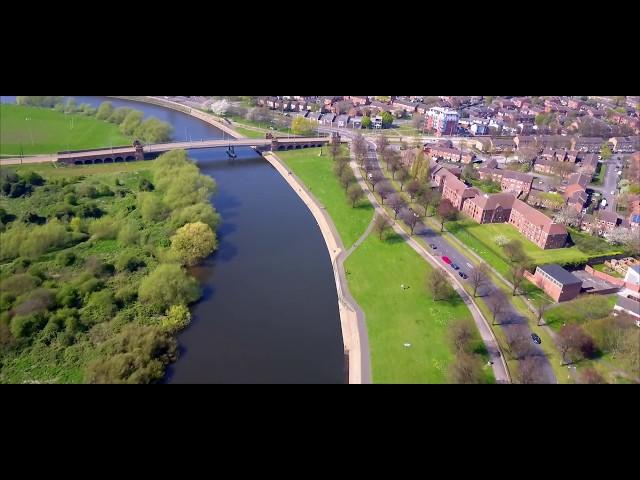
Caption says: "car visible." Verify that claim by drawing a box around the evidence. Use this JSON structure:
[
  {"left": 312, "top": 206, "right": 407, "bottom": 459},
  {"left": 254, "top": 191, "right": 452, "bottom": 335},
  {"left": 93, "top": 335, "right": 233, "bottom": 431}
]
[
  {"left": 442, "top": 256, "right": 452, "bottom": 265},
  {"left": 430, "top": 244, "right": 437, "bottom": 250},
  {"left": 611, "top": 191, "right": 616, "bottom": 195},
  {"left": 531, "top": 333, "right": 542, "bottom": 345},
  {"left": 458, "top": 272, "right": 468, "bottom": 279},
  {"left": 451, "top": 264, "right": 460, "bottom": 270}
]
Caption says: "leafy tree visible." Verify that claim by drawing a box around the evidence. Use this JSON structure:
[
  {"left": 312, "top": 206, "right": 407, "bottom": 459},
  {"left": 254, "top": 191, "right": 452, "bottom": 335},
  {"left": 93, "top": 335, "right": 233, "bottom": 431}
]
[
  {"left": 96, "top": 101, "right": 114, "bottom": 120},
  {"left": 436, "top": 199, "right": 457, "bottom": 232},
  {"left": 347, "top": 184, "right": 364, "bottom": 208},
  {"left": 108, "top": 107, "right": 133, "bottom": 125},
  {"left": 380, "top": 111, "right": 394, "bottom": 128},
  {"left": 161, "top": 304, "right": 191, "bottom": 333},
  {"left": 139, "top": 263, "right": 201, "bottom": 312},
  {"left": 361, "top": 116, "right": 372, "bottom": 129},
  {"left": 291, "top": 116, "right": 315, "bottom": 136},
  {"left": 170, "top": 222, "right": 218, "bottom": 267},
  {"left": 120, "top": 110, "right": 144, "bottom": 136},
  {"left": 170, "top": 203, "right": 221, "bottom": 231}
]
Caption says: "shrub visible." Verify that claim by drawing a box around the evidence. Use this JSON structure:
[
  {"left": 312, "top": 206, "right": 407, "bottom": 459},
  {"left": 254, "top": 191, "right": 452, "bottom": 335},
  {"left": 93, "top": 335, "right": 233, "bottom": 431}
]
[
  {"left": 138, "top": 263, "right": 201, "bottom": 312},
  {"left": 170, "top": 203, "right": 221, "bottom": 230},
  {"left": 115, "top": 252, "right": 146, "bottom": 273},
  {"left": 161, "top": 304, "right": 191, "bottom": 333},
  {"left": 10, "top": 313, "right": 47, "bottom": 338},
  {"left": 170, "top": 222, "right": 218, "bottom": 266},
  {"left": 117, "top": 222, "right": 140, "bottom": 246},
  {"left": 57, "top": 251, "right": 77, "bottom": 267},
  {"left": 81, "top": 290, "right": 117, "bottom": 326},
  {"left": 0, "top": 273, "right": 41, "bottom": 297},
  {"left": 56, "top": 284, "right": 82, "bottom": 308},
  {"left": 138, "top": 178, "right": 155, "bottom": 192},
  {"left": 88, "top": 217, "right": 121, "bottom": 240},
  {"left": 12, "top": 288, "right": 55, "bottom": 317},
  {"left": 138, "top": 193, "right": 168, "bottom": 222}
]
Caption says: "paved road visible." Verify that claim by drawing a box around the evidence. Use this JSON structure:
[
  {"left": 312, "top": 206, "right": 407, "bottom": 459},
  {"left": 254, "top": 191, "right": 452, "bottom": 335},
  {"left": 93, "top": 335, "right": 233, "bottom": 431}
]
[{"left": 356, "top": 136, "right": 556, "bottom": 384}]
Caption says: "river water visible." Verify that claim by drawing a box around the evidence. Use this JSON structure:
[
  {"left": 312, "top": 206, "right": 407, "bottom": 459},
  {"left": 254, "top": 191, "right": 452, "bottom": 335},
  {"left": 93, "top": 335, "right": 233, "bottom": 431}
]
[{"left": 1, "top": 95, "right": 346, "bottom": 384}]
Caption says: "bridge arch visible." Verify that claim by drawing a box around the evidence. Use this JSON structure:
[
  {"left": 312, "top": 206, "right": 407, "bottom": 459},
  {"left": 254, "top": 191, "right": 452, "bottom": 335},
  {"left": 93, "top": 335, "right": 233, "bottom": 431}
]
[
  {"left": 295, "top": 145, "right": 302, "bottom": 149},
  {"left": 113, "top": 157, "right": 123, "bottom": 163},
  {"left": 278, "top": 146, "right": 286, "bottom": 151},
  {"left": 125, "top": 156, "right": 135, "bottom": 162},
  {"left": 94, "top": 158, "right": 104, "bottom": 164},
  {"left": 287, "top": 145, "right": 294, "bottom": 150},
  {"left": 74, "top": 161, "right": 83, "bottom": 166},
  {"left": 84, "top": 159, "right": 94, "bottom": 165},
  {"left": 104, "top": 158, "right": 114, "bottom": 163}
]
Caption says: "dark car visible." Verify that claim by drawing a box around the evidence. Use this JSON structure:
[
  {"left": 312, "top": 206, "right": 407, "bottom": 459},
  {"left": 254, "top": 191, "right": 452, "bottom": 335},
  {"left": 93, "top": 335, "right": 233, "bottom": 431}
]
[
  {"left": 459, "top": 272, "right": 468, "bottom": 279},
  {"left": 430, "top": 244, "right": 437, "bottom": 250},
  {"left": 451, "top": 264, "right": 460, "bottom": 270},
  {"left": 531, "top": 333, "right": 542, "bottom": 345}
]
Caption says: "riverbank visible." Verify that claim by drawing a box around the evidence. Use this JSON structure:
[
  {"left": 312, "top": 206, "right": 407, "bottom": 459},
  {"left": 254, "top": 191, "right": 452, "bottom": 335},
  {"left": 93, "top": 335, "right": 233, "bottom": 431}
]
[{"left": 263, "top": 151, "right": 370, "bottom": 384}]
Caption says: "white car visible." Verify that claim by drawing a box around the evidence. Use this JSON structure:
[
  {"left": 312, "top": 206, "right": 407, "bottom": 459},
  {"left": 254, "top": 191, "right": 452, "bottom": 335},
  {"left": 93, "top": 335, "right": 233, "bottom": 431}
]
[{"left": 611, "top": 191, "right": 616, "bottom": 195}]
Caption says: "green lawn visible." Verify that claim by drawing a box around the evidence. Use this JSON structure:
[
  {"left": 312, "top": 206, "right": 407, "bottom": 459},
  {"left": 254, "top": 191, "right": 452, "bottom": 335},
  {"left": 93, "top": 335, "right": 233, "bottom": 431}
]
[
  {"left": 446, "top": 220, "right": 621, "bottom": 277},
  {"left": 5, "top": 160, "right": 151, "bottom": 178},
  {"left": 0, "top": 104, "right": 131, "bottom": 156},
  {"left": 277, "top": 148, "right": 374, "bottom": 249},
  {"left": 544, "top": 295, "right": 618, "bottom": 330},
  {"left": 233, "top": 126, "right": 267, "bottom": 139},
  {"left": 345, "top": 233, "right": 494, "bottom": 384}
]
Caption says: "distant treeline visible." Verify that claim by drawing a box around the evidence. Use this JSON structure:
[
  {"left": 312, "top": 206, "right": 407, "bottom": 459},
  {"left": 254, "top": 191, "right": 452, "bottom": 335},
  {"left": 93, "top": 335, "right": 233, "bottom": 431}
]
[{"left": 14, "top": 97, "right": 173, "bottom": 144}]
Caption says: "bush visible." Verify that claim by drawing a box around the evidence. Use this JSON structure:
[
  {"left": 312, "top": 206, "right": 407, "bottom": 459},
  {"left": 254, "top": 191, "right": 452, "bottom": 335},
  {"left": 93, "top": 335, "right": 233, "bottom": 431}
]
[
  {"left": 108, "top": 107, "right": 132, "bottom": 125},
  {"left": 81, "top": 290, "right": 117, "bottom": 326},
  {"left": 170, "top": 222, "right": 218, "bottom": 266},
  {"left": 0, "top": 273, "right": 41, "bottom": 297},
  {"left": 114, "top": 285, "right": 138, "bottom": 306},
  {"left": 161, "top": 304, "right": 191, "bottom": 333},
  {"left": 56, "top": 284, "right": 82, "bottom": 308},
  {"left": 88, "top": 217, "right": 121, "bottom": 240},
  {"left": 74, "top": 202, "right": 103, "bottom": 219},
  {"left": 138, "top": 263, "right": 201, "bottom": 312},
  {"left": 115, "top": 252, "right": 146, "bottom": 272},
  {"left": 57, "top": 251, "right": 77, "bottom": 267},
  {"left": 170, "top": 203, "right": 221, "bottom": 230},
  {"left": 85, "top": 325, "right": 178, "bottom": 384},
  {"left": 12, "top": 288, "right": 55, "bottom": 317},
  {"left": 117, "top": 222, "right": 140, "bottom": 246},
  {"left": 138, "top": 178, "right": 155, "bottom": 192},
  {"left": 10, "top": 313, "right": 47, "bottom": 338},
  {"left": 77, "top": 277, "right": 104, "bottom": 296}
]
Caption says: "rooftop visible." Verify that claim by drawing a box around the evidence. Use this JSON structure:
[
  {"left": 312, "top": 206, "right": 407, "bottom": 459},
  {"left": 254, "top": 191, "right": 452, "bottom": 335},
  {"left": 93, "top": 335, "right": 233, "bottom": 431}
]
[{"left": 538, "top": 264, "right": 583, "bottom": 286}]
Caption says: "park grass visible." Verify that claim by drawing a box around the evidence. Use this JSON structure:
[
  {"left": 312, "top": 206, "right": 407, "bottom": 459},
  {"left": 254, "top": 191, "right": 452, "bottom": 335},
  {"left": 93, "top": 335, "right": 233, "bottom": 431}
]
[
  {"left": 4, "top": 160, "right": 152, "bottom": 178},
  {"left": 544, "top": 295, "right": 618, "bottom": 331},
  {"left": 277, "top": 148, "right": 374, "bottom": 249},
  {"left": 233, "top": 126, "right": 268, "bottom": 139},
  {"left": 446, "top": 220, "right": 621, "bottom": 277},
  {"left": 345, "top": 232, "right": 494, "bottom": 384},
  {"left": 0, "top": 104, "right": 131, "bottom": 156}
]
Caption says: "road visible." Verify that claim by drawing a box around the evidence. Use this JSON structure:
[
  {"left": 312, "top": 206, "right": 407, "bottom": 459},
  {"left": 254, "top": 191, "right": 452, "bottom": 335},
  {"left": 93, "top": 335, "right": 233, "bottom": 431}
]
[
  {"left": 596, "top": 156, "right": 624, "bottom": 213},
  {"left": 352, "top": 134, "right": 556, "bottom": 384}
]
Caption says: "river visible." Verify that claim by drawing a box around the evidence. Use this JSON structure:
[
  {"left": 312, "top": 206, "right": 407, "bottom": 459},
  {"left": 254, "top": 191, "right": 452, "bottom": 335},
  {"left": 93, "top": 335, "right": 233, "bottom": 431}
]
[{"left": 1, "top": 95, "right": 346, "bottom": 384}]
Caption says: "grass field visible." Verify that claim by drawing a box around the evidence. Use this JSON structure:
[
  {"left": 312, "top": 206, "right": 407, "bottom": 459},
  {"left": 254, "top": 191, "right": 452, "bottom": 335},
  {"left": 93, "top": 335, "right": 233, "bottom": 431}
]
[
  {"left": 446, "top": 220, "right": 621, "bottom": 277},
  {"left": 233, "top": 126, "right": 268, "bottom": 139},
  {"left": 1, "top": 104, "right": 131, "bottom": 156},
  {"left": 5, "top": 160, "right": 152, "bottom": 178},
  {"left": 345, "top": 233, "right": 494, "bottom": 384},
  {"left": 544, "top": 295, "right": 618, "bottom": 330},
  {"left": 277, "top": 148, "right": 374, "bottom": 249}
]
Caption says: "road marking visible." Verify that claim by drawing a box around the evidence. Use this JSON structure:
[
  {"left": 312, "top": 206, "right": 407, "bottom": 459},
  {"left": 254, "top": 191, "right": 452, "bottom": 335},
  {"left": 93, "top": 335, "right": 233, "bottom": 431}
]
[{"left": 467, "top": 263, "right": 473, "bottom": 269}]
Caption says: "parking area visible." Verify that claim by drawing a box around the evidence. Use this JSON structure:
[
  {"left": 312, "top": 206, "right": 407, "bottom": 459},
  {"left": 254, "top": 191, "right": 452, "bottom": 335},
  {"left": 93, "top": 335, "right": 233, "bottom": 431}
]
[{"left": 572, "top": 270, "right": 621, "bottom": 295}]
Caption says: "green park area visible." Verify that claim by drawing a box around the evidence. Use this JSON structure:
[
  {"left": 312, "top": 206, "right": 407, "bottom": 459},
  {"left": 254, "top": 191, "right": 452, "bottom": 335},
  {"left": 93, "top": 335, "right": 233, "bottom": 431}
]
[
  {"left": 446, "top": 220, "right": 622, "bottom": 277},
  {"left": 544, "top": 295, "right": 618, "bottom": 331},
  {"left": 277, "top": 148, "right": 374, "bottom": 249},
  {"left": 0, "top": 151, "right": 220, "bottom": 383},
  {"left": 346, "top": 233, "right": 494, "bottom": 384},
  {"left": 1, "top": 104, "right": 131, "bottom": 156}
]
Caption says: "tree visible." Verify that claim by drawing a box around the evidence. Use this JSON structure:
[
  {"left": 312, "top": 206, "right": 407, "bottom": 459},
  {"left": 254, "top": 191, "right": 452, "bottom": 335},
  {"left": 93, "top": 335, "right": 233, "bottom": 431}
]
[
  {"left": 447, "top": 353, "right": 485, "bottom": 384},
  {"left": 388, "top": 194, "right": 404, "bottom": 219},
  {"left": 517, "top": 356, "right": 541, "bottom": 384},
  {"left": 507, "top": 331, "right": 533, "bottom": 360},
  {"left": 503, "top": 239, "right": 528, "bottom": 264},
  {"left": 376, "top": 134, "right": 390, "bottom": 154},
  {"left": 411, "top": 113, "right": 425, "bottom": 131},
  {"left": 170, "top": 222, "right": 218, "bottom": 267},
  {"left": 138, "top": 263, "right": 201, "bottom": 312},
  {"left": 534, "top": 298, "right": 550, "bottom": 327},
  {"left": 378, "top": 184, "right": 392, "bottom": 205},
  {"left": 373, "top": 213, "right": 391, "bottom": 240},
  {"left": 381, "top": 111, "right": 394, "bottom": 128},
  {"left": 402, "top": 209, "right": 420, "bottom": 235},
  {"left": 407, "top": 180, "right": 421, "bottom": 200},
  {"left": 210, "top": 99, "right": 230, "bottom": 116},
  {"left": 351, "top": 133, "right": 368, "bottom": 166},
  {"left": 448, "top": 320, "right": 475, "bottom": 354},
  {"left": 557, "top": 324, "right": 596, "bottom": 365},
  {"left": 340, "top": 168, "right": 356, "bottom": 192},
  {"left": 161, "top": 304, "right": 192, "bottom": 333},
  {"left": 329, "top": 141, "right": 341, "bottom": 161},
  {"left": 554, "top": 205, "right": 582, "bottom": 228},
  {"left": 120, "top": 110, "right": 144, "bottom": 136},
  {"left": 427, "top": 268, "right": 455, "bottom": 301},
  {"left": 291, "top": 116, "right": 315, "bottom": 136},
  {"left": 469, "top": 263, "right": 490, "bottom": 298},
  {"left": 361, "top": 116, "right": 372, "bottom": 129},
  {"left": 486, "top": 288, "right": 508, "bottom": 325},
  {"left": 508, "top": 263, "right": 527, "bottom": 296},
  {"left": 96, "top": 101, "right": 114, "bottom": 121},
  {"left": 347, "top": 184, "right": 364, "bottom": 208},
  {"left": 396, "top": 168, "right": 410, "bottom": 191},
  {"left": 600, "top": 143, "right": 613, "bottom": 161},
  {"left": 368, "top": 171, "right": 383, "bottom": 192},
  {"left": 436, "top": 199, "right": 457, "bottom": 232}
]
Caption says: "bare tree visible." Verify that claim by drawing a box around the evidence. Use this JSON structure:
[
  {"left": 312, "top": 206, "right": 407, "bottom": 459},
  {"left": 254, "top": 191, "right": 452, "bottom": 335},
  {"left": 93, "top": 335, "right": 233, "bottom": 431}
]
[
  {"left": 376, "top": 133, "right": 390, "bottom": 154},
  {"left": 436, "top": 198, "right": 457, "bottom": 232},
  {"left": 378, "top": 184, "right": 392, "bottom": 205},
  {"left": 502, "top": 239, "right": 528, "bottom": 265},
  {"left": 407, "top": 179, "right": 421, "bottom": 200},
  {"left": 557, "top": 325, "right": 595, "bottom": 365},
  {"left": 447, "top": 353, "right": 485, "bottom": 384},
  {"left": 373, "top": 213, "right": 391, "bottom": 240},
  {"left": 469, "top": 263, "right": 490, "bottom": 298},
  {"left": 340, "top": 169, "right": 356, "bottom": 193},
  {"left": 448, "top": 319, "right": 475, "bottom": 354},
  {"left": 402, "top": 209, "right": 420, "bottom": 235},
  {"left": 517, "top": 356, "right": 541, "bottom": 384},
  {"left": 486, "top": 288, "right": 509, "bottom": 325},
  {"left": 508, "top": 263, "right": 527, "bottom": 296},
  {"left": 347, "top": 184, "right": 364, "bottom": 208},
  {"left": 388, "top": 194, "right": 404, "bottom": 219},
  {"left": 368, "top": 171, "right": 383, "bottom": 192},
  {"left": 507, "top": 331, "right": 533, "bottom": 360},
  {"left": 427, "top": 268, "right": 455, "bottom": 301},
  {"left": 329, "top": 140, "right": 342, "bottom": 161},
  {"left": 534, "top": 298, "right": 550, "bottom": 327},
  {"left": 396, "top": 167, "right": 410, "bottom": 190},
  {"left": 351, "top": 133, "right": 368, "bottom": 167}
]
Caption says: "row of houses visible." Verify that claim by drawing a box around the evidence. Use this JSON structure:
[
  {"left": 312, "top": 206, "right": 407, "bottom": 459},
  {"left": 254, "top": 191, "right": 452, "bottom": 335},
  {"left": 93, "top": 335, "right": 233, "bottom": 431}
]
[{"left": 432, "top": 165, "right": 568, "bottom": 250}]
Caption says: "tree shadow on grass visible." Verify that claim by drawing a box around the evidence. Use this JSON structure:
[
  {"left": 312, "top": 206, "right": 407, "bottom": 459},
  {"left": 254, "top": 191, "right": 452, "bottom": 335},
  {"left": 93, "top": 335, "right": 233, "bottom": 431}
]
[{"left": 383, "top": 233, "right": 405, "bottom": 245}]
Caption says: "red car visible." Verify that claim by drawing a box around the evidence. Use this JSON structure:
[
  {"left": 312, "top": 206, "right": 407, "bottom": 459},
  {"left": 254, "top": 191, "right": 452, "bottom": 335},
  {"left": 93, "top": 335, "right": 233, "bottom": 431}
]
[{"left": 442, "top": 256, "right": 452, "bottom": 265}]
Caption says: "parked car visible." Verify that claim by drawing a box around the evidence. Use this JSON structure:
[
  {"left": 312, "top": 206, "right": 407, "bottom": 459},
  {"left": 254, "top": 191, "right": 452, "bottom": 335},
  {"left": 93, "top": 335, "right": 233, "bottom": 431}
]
[
  {"left": 459, "top": 272, "right": 468, "bottom": 279},
  {"left": 430, "top": 244, "right": 437, "bottom": 250},
  {"left": 531, "top": 333, "right": 542, "bottom": 345},
  {"left": 442, "top": 256, "right": 452, "bottom": 265},
  {"left": 451, "top": 264, "right": 460, "bottom": 270}
]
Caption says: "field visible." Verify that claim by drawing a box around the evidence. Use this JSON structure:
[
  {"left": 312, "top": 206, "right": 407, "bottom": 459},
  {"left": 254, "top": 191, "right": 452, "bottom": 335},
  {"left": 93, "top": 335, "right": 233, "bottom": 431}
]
[
  {"left": 446, "top": 220, "right": 621, "bottom": 277},
  {"left": 277, "top": 148, "right": 374, "bottom": 249},
  {"left": 544, "top": 295, "right": 618, "bottom": 330},
  {"left": 6, "top": 160, "right": 152, "bottom": 178},
  {"left": 345, "top": 233, "right": 494, "bottom": 384},
  {"left": 1, "top": 104, "right": 131, "bottom": 156}
]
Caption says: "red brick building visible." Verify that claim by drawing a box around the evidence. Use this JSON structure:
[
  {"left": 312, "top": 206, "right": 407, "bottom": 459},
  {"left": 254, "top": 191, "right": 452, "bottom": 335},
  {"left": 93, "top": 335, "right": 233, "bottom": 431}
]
[
  {"left": 508, "top": 200, "right": 568, "bottom": 249},
  {"left": 478, "top": 168, "right": 534, "bottom": 195},
  {"left": 531, "top": 264, "right": 583, "bottom": 302}
]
